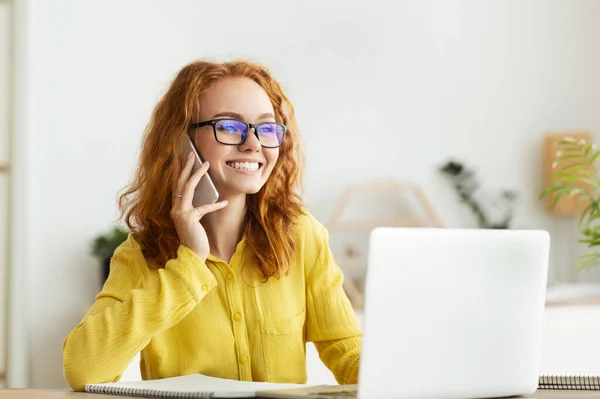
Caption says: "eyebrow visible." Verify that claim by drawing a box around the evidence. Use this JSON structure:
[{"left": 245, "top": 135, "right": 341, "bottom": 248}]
[{"left": 212, "top": 111, "right": 275, "bottom": 120}]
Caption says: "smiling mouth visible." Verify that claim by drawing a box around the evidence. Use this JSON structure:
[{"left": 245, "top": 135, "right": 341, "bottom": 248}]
[{"left": 225, "top": 161, "right": 263, "bottom": 172}]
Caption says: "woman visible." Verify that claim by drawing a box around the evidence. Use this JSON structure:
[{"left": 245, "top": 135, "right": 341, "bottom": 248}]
[{"left": 62, "top": 60, "right": 362, "bottom": 391}]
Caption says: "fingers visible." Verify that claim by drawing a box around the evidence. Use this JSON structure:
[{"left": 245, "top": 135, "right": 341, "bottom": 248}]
[
  {"left": 194, "top": 200, "right": 229, "bottom": 219},
  {"left": 180, "top": 160, "right": 210, "bottom": 207},
  {"left": 174, "top": 152, "right": 195, "bottom": 201}
]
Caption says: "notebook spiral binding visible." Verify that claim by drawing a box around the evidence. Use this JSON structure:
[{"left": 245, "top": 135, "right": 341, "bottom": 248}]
[
  {"left": 85, "top": 384, "right": 214, "bottom": 398},
  {"left": 539, "top": 375, "right": 600, "bottom": 390}
]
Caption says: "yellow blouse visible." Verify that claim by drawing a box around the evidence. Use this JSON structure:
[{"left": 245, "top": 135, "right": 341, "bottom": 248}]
[{"left": 62, "top": 212, "right": 362, "bottom": 391}]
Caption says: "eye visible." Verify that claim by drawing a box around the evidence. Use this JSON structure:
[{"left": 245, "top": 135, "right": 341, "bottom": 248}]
[
  {"left": 217, "top": 124, "right": 237, "bottom": 133},
  {"left": 222, "top": 125, "right": 236, "bottom": 132},
  {"left": 257, "top": 124, "right": 276, "bottom": 135},
  {"left": 216, "top": 120, "right": 246, "bottom": 134}
]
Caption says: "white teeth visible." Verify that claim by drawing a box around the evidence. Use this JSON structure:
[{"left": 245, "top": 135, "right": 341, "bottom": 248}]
[{"left": 228, "top": 161, "right": 260, "bottom": 171}]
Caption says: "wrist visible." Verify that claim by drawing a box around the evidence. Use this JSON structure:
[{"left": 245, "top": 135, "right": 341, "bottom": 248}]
[
  {"left": 180, "top": 244, "right": 207, "bottom": 262},
  {"left": 191, "top": 248, "right": 209, "bottom": 262}
]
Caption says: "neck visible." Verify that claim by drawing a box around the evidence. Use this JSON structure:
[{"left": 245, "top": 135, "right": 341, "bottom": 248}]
[{"left": 202, "top": 193, "right": 247, "bottom": 262}]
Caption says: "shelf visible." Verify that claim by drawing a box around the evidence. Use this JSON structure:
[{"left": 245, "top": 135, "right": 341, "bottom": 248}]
[{"left": 545, "top": 283, "right": 600, "bottom": 307}]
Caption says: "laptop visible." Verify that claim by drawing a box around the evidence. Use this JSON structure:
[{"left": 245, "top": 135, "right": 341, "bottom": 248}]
[{"left": 259, "top": 227, "right": 550, "bottom": 399}]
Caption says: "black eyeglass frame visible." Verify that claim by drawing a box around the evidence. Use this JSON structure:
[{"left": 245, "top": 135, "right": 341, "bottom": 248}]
[{"left": 189, "top": 118, "right": 287, "bottom": 148}]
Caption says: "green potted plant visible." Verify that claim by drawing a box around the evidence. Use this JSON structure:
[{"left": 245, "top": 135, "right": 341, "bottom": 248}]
[
  {"left": 540, "top": 137, "right": 600, "bottom": 269},
  {"left": 92, "top": 226, "right": 130, "bottom": 283},
  {"left": 439, "top": 159, "right": 518, "bottom": 229}
]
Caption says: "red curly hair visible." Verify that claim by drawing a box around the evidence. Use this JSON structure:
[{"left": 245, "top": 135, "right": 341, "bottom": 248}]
[{"left": 118, "top": 60, "right": 304, "bottom": 279}]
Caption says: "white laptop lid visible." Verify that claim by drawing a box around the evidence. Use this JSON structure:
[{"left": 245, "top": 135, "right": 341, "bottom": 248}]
[{"left": 359, "top": 227, "right": 550, "bottom": 399}]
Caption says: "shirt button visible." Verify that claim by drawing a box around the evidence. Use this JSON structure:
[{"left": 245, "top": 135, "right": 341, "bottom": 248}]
[
  {"left": 239, "top": 355, "right": 248, "bottom": 364},
  {"left": 226, "top": 273, "right": 234, "bottom": 280},
  {"left": 201, "top": 285, "right": 208, "bottom": 291},
  {"left": 233, "top": 312, "right": 242, "bottom": 321}
]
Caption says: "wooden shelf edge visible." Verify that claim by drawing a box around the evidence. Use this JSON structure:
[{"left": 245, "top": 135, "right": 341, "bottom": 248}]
[{"left": 545, "top": 297, "right": 600, "bottom": 307}]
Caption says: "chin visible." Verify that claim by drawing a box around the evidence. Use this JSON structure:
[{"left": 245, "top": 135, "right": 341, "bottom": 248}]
[
  {"left": 219, "top": 181, "right": 265, "bottom": 196},
  {"left": 241, "top": 185, "right": 264, "bottom": 195}
]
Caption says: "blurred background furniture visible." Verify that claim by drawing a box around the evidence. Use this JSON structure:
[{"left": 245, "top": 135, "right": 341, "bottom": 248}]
[{"left": 327, "top": 180, "right": 444, "bottom": 309}]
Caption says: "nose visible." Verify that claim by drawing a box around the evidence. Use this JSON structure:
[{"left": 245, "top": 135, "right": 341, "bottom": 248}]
[{"left": 239, "top": 127, "right": 261, "bottom": 153}]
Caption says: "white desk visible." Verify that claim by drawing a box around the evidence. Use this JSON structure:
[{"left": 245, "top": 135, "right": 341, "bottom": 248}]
[{"left": 118, "top": 303, "right": 600, "bottom": 384}]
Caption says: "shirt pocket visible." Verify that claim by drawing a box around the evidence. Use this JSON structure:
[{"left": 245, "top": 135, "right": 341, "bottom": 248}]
[{"left": 260, "top": 309, "right": 307, "bottom": 383}]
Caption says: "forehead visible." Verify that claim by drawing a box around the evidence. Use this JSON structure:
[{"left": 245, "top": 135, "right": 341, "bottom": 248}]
[{"left": 198, "top": 76, "right": 274, "bottom": 120}]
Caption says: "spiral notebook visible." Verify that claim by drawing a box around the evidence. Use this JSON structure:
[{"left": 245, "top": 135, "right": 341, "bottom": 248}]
[
  {"left": 538, "top": 374, "right": 600, "bottom": 390},
  {"left": 84, "top": 374, "right": 316, "bottom": 398},
  {"left": 84, "top": 373, "right": 600, "bottom": 398},
  {"left": 254, "top": 376, "right": 600, "bottom": 398}
]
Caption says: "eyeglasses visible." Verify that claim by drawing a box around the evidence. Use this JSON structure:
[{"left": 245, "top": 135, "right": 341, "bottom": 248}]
[{"left": 189, "top": 118, "right": 287, "bottom": 148}]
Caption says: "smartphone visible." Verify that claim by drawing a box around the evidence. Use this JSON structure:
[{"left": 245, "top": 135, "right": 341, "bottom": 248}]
[{"left": 186, "top": 137, "right": 219, "bottom": 207}]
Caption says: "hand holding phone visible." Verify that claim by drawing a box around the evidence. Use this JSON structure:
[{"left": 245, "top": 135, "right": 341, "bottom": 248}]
[
  {"left": 170, "top": 148, "right": 227, "bottom": 261},
  {"left": 186, "top": 137, "right": 219, "bottom": 207}
]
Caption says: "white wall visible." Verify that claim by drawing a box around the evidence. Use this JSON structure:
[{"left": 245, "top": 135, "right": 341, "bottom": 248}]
[
  {"left": 0, "top": 0, "right": 11, "bottom": 385},
  {"left": 11, "top": 0, "right": 600, "bottom": 389}
]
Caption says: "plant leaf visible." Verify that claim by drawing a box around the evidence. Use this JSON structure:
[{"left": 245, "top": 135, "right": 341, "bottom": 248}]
[
  {"left": 579, "top": 203, "right": 595, "bottom": 226},
  {"left": 556, "top": 162, "right": 589, "bottom": 174},
  {"left": 555, "top": 163, "right": 593, "bottom": 174},
  {"left": 556, "top": 154, "right": 589, "bottom": 163},
  {"left": 555, "top": 139, "right": 582, "bottom": 147},
  {"left": 539, "top": 182, "right": 566, "bottom": 200},
  {"left": 589, "top": 150, "right": 600, "bottom": 165},
  {"left": 575, "top": 251, "right": 600, "bottom": 270},
  {"left": 551, "top": 187, "right": 577, "bottom": 208},
  {"left": 585, "top": 144, "right": 594, "bottom": 157}
]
